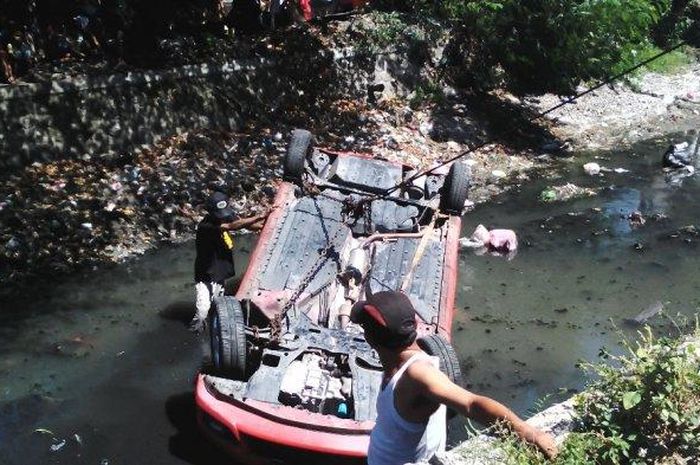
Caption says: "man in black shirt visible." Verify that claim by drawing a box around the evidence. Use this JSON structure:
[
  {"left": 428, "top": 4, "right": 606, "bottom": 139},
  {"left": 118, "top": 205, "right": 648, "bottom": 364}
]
[{"left": 192, "top": 191, "right": 267, "bottom": 332}]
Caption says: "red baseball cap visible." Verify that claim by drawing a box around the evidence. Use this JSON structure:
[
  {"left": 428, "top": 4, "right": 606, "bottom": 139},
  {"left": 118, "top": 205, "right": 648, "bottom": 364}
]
[{"left": 351, "top": 290, "right": 417, "bottom": 348}]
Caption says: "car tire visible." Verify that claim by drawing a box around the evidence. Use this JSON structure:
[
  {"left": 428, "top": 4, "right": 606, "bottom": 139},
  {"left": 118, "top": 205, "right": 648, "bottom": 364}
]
[
  {"left": 209, "top": 296, "right": 247, "bottom": 380},
  {"left": 417, "top": 334, "right": 463, "bottom": 387},
  {"left": 418, "top": 334, "right": 463, "bottom": 420},
  {"left": 439, "top": 162, "right": 470, "bottom": 215},
  {"left": 284, "top": 129, "right": 313, "bottom": 183}
]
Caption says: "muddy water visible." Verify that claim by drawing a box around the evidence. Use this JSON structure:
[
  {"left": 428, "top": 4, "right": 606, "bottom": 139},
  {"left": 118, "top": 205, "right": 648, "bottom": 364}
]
[
  {"left": 448, "top": 132, "right": 700, "bottom": 443},
  {"left": 0, "top": 243, "right": 255, "bottom": 465},
  {"left": 1, "top": 133, "right": 699, "bottom": 463}
]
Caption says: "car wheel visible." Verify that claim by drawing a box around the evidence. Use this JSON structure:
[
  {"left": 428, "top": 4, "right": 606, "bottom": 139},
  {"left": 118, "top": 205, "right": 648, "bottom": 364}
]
[
  {"left": 439, "top": 162, "right": 470, "bottom": 215},
  {"left": 209, "top": 296, "right": 247, "bottom": 380},
  {"left": 284, "top": 129, "right": 313, "bottom": 183},
  {"left": 418, "top": 334, "right": 463, "bottom": 420},
  {"left": 417, "top": 334, "right": 463, "bottom": 386}
]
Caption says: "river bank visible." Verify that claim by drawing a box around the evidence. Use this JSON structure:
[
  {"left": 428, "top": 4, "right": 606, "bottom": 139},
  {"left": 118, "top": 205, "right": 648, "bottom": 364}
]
[{"left": 1, "top": 46, "right": 699, "bottom": 295}]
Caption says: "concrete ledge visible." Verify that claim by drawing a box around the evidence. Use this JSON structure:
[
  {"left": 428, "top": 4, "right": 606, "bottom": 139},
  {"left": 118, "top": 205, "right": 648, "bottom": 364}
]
[{"left": 436, "top": 400, "right": 576, "bottom": 465}]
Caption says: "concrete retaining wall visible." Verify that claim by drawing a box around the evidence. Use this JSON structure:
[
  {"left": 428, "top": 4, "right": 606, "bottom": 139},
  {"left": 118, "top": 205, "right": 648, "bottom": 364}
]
[
  {"left": 0, "top": 43, "right": 432, "bottom": 171},
  {"left": 0, "top": 60, "right": 256, "bottom": 169}
]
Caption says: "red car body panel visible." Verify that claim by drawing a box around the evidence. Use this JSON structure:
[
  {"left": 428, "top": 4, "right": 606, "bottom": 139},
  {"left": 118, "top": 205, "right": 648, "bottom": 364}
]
[{"left": 196, "top": 376, "right": 370, "bottom": 458}]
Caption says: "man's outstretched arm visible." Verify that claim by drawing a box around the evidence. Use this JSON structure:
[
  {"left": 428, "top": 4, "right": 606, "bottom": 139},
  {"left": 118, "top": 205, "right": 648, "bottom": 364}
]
[
  {"left": 221, "top": 212, "right": 267, "bottom": 231},
  {"left": 411, "top": 363, "right": 558, "bottom": 459}
]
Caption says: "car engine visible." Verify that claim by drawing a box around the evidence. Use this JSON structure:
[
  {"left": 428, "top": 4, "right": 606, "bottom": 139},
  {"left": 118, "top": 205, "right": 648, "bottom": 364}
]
[{"left": 278, "top": 351, "right": 354, "bottom": 418}]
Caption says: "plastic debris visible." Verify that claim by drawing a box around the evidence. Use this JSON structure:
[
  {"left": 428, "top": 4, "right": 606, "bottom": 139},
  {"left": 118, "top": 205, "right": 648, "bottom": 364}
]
[
  {"left": 50, "top": 439, "right": 67, "bottom": 452},
  {"left": 460, "top": 224, "right": 518, "bottom": 259},
  {"left": 540, "top": 189, "right": 557, "bottom": 202},
  {"left": 540, "top": 183, "right": 597, "bottom": 202},
  {"left": 33, "top": 428, "right": 55, "bottom": 436},
  {"left": 583, "top": 162, "right": 601, "bottom": 175}
]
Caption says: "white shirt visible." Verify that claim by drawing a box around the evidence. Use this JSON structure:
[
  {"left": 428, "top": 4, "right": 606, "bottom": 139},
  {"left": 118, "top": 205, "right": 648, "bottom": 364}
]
[{"left": 368, "top": 352, "right": 447, "bottom": 465}]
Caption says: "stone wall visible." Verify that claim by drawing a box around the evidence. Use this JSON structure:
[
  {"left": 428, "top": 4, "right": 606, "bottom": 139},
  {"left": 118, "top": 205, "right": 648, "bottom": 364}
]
[
  {"left": 0, "top": 42, "right": 435, "bottom": 172},
  {"left": 0, "top": 58, "right": 304, "bottom": 170}
]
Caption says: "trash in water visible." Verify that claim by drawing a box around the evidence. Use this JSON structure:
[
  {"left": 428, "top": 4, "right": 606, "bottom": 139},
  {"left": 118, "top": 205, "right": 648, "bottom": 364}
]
[
  {"left": 583, "top": 162, "right": 601, "bottom": 175},
  {"left": 540, "top": 183, "right": 597, "bottom": 202},
  {"left": 628, "top": 211, "right": 646, "bottom": 227},
  {"left": 459, "top": 224, "right": 518, "bottom": 260},
  {"left": 540, "top": 188, "right": 557, "bottom": 202},
  {"left": 50, "top": 439, "right": 67, "bottom": 452},
  {"left": 33, "top": 428, "right": 55, "bottom": 436}
]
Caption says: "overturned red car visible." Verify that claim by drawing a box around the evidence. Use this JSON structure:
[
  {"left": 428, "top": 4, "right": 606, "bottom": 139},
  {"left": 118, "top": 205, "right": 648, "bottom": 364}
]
[{"left": 195, "top": 129, "right": 469, "bottom": 463}]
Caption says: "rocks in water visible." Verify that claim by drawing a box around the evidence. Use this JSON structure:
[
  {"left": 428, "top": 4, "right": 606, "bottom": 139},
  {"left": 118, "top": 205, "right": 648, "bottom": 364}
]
[
  {"left": 540, "top": 183, "right": 597, "bottom": 203},
  {"left": 623, "top": 301, "right": 663, "bottom": 326}
]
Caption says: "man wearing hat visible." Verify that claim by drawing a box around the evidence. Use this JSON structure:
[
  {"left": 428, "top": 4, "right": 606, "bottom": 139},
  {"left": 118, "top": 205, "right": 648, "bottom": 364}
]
[
  {"left": 350, "top": 290, "right": 558, "bottom": 464},
  {"left": 191, "top": 191, "right": 267, "bottom": 332}
]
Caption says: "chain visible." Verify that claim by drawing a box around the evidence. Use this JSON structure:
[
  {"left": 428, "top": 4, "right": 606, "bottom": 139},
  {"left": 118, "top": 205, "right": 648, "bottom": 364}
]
[
  {"left": 270, "top": 186, "right": 371, "bottom": 342},
  {"left": 280, "top": 223, "right": 346, "bottom": 316}
]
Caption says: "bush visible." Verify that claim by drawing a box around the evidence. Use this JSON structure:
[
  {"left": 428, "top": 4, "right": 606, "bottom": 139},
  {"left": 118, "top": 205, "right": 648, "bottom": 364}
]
[
  {"left": 500, "top": 325, "right": 700, "bottom": 464},
  {"left": 410, "top": 0, "right": 700, "bottom": 94},
  {"left": 459, "top": 0, "right": 675, "bottom": 94}
]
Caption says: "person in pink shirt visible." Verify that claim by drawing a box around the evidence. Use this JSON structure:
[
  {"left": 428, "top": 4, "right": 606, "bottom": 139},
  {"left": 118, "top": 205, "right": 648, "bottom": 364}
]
[{"left": 460, "top": 224, "right": 518, "bottom": 258}]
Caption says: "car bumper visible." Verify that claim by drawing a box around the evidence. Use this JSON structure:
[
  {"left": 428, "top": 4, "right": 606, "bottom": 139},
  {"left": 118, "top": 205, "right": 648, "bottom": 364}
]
[{"left": 195, "top": 375, "right": 369, "bottom": 464}]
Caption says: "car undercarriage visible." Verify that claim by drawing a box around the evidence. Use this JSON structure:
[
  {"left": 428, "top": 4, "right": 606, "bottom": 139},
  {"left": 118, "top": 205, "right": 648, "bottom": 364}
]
[{"left": 196, "top": 129, "right": 468, "bottom": 461}]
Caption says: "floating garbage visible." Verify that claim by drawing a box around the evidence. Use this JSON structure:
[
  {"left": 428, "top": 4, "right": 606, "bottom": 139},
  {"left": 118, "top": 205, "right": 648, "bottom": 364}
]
[
  {"left": 33, "top": 428, "right": 55, "bottom": 436},
  {"left": 459, "top": 224, "right": 518, "bottom": 260},
  {"left": 540, "top": 183, "right": 597, "bottom": 202},
  {"left": 583, "top": 162, "right": 601, "bottom": 175},
  {"left": 50, "top": 439, "right": 67, "bottom": 452}
]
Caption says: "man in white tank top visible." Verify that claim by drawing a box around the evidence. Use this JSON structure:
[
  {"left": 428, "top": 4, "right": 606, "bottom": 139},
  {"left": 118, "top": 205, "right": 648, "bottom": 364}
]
[{"left": 350, "top": 291, "right": 558, "bottom": 465}]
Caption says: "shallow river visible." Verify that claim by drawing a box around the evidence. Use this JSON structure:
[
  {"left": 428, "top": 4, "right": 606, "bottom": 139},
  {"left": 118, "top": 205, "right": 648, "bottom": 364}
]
[{"left": 1, "top": 133, "right": 699, "bottom": 464}]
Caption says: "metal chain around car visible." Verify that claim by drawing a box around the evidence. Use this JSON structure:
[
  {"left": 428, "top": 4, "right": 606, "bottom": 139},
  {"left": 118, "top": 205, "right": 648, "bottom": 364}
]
[{"left": 274, "top": 207, "right": 355, "bottom": 341}]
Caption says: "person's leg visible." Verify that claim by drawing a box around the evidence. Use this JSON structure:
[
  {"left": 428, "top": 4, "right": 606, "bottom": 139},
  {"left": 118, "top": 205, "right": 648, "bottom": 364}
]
[
  {"left": 0, "top": 50, "right": 15, "bottom": 83},
  {"left": 191, "top": 281, "right": 212, "bottom": 332}
]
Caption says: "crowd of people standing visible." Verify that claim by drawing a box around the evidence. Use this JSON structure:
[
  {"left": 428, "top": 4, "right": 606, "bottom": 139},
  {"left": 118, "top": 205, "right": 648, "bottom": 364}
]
[{"left": 0, "top": 0, "right": 243, "bottom": 83}]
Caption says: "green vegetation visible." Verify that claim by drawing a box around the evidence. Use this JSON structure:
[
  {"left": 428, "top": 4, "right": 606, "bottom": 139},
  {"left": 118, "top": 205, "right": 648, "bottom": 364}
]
[
  {"left": 497, "top": 324, "right": 700, "bottom": 464},
  {"left": 616, "top": 45, "right": 695, "bottom": 76},
  {"left": 409, "top": 80, "right": 445, "bottom": 108},
  {"left": 355, "top": 11, "right": 410, "bottom": 53},
  {"left": 401, "top": 0, "right": 698, "bottom": 94}
]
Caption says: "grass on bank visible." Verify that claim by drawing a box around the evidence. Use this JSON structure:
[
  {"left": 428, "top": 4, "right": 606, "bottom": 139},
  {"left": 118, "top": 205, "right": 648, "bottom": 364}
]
[{"left": 495, "top": 322, "right": 700, "bottom": 464}]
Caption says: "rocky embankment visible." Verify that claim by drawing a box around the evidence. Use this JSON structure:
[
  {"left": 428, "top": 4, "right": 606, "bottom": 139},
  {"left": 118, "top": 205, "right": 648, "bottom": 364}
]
[
  {"left": 527, "top": 62, "right": 700, "bottom": 150},
  {"left": 1, "top": 32, "right": 699, "bottom": 294}
]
